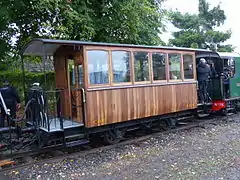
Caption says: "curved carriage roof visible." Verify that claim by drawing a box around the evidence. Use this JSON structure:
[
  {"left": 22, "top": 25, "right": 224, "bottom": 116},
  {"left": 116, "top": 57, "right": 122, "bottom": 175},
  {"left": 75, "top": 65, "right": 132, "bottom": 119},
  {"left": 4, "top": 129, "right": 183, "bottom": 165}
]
[
  {"left": 22, "top": 38, "right": 213, "bottom": 56},
  {"left": 217, "top": 52, "right": 240, "bottom": 58}
]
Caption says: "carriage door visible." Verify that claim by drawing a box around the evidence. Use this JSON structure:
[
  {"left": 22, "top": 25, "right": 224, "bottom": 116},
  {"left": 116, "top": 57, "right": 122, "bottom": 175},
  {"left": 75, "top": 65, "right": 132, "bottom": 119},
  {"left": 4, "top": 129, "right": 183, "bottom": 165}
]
[{"left": 67, "top": 53, "right": 85, "bottom": 124}]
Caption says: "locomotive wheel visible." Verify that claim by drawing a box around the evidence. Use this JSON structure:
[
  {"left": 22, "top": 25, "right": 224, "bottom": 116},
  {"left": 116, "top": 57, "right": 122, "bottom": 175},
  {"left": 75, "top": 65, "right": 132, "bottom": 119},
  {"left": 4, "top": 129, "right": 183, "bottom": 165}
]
[
  {"left": 220, "top": 109, "right": 228, "bottom": 116},
  {"left": 233, "top": 103, "right": 238, "bottom": 114},
  {"left": 103, "top": 129, "right": 124, "bottom": 145}
]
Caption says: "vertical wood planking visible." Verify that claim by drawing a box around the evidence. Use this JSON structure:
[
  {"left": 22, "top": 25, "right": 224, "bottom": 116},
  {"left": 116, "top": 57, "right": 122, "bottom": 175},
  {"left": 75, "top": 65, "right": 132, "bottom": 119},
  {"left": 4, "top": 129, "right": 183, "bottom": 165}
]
[
  {"left": 54, "top": 54, "right": 71, "bottom": 118},
  {"left": 86, "top": 83, "right": 197, "bottom": 127}
]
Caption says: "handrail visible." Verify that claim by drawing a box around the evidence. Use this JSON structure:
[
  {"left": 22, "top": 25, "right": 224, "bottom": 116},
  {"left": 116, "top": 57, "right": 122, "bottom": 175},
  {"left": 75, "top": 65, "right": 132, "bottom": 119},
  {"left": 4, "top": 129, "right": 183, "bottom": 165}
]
[
  {"left": 71, "top": 87, "right": 86, "bottom": 103},
  {"left": 26, "top": 88, "right": 86, "bottom": 132},
  {"left": 81, "top": 88, "right": 86, "bottom": 103}
]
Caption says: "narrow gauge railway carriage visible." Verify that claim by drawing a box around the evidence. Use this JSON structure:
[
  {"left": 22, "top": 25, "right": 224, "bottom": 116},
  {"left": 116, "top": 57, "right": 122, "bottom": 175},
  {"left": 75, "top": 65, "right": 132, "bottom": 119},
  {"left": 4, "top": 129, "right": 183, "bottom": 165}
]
[{"left": 0, "top": 39, "right": 224, "bottom": 155}]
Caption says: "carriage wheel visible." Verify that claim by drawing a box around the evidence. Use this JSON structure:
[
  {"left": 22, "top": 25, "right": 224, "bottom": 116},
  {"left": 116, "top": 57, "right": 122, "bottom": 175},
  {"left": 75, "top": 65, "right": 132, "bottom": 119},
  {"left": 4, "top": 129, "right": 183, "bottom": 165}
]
[
  {"left": 158, "top": 119, "right": 169, "bottom": 131},
  {"left": 103, "top": 129, "right": 124, "bottom": 145}
]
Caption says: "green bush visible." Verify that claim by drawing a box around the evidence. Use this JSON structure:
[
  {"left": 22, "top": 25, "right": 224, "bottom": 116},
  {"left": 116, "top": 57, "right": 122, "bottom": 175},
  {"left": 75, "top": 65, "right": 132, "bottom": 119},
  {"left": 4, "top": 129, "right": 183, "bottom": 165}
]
[{"left": 0, "top": 70, "right": 55, "bottom": 101}]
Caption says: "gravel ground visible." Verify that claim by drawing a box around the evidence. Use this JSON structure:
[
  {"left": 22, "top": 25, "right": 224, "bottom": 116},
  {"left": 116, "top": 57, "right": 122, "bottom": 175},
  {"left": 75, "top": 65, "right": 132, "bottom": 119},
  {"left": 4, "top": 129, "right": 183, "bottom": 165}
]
[{"left": 5, "top": 115, "right": 240, "bottom": 180}]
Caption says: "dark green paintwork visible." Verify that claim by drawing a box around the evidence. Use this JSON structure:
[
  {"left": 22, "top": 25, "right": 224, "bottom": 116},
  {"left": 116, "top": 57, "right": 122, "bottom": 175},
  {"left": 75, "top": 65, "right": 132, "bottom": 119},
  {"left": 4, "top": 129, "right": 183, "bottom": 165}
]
[
  {"left": 230, "top": 57, "right": 240, "bottom": 98},
  {"left": 211, "top": 78, "right": 223, "bottom": 100}
]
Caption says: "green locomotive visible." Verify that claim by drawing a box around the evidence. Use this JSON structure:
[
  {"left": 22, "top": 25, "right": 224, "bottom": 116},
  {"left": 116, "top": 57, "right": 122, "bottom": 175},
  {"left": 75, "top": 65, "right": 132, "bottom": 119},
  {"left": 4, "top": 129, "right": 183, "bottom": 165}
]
[{"left": 207, "top": 52, "right": 240, "bottom": 115}]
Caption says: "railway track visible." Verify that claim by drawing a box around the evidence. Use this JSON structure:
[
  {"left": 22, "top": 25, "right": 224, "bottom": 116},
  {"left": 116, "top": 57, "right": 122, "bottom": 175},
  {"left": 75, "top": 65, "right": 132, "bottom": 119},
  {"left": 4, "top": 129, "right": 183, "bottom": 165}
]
[{"left": 0, "top": 115, "right": 233, "bottom": 174}]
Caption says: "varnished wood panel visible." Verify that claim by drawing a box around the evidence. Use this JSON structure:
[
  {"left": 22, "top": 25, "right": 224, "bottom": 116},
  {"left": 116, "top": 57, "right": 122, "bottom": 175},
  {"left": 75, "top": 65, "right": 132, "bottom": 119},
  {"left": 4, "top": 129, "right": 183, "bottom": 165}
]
[
  {"left": 72, "top": 51, "right": 83, "bottom": 123},
  {"left": 85, "top": 83, "right": 197, "bottom": 127},
  {"left": 54, "top": 54, "right": 71, "bottom": 119}
]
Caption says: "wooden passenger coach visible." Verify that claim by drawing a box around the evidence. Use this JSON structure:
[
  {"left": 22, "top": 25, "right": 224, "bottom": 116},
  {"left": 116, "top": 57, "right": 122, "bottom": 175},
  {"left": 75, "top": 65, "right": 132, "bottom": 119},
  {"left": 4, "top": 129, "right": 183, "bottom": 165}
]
[
  {"left": 23, "top": 39, "right": 201, "bottom": 129},
  {"left": 0, "top": 39, "right": 233, "bottom": 157}
]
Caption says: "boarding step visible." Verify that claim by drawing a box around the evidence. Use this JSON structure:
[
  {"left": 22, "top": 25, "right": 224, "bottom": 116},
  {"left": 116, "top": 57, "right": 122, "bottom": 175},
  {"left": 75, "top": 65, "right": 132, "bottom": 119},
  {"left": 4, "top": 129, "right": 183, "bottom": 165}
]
[
  {"left": 197, "top": 113, "right": 210, "bottom": 118},
  {"left": 65, "top": 134, "right": 85, "bottom": 140},
  {"left": 65, "top": 139, "right": 90, "bottom": 147},
  {"left": 197, "top": 102, "right": 212, "bottom": 106},
  {"left": 197, "top": 109, "right": 209, "bottom": 114},
  {"left": 177, "top": 122, "right": 187, "bottom": 125},
  {"left": 177, "top": 116, "right": 193, "bottom": 122}
]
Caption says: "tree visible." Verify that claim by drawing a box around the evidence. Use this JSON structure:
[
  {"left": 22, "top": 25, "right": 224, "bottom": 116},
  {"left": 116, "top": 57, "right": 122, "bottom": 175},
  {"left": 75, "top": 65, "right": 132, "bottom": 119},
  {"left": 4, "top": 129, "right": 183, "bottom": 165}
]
[
  {"left": 0, "top": 0, "right": 166, "bottom": 62},
  {"left": 167, "top": 0, "right": 234, "bottom": 52}
]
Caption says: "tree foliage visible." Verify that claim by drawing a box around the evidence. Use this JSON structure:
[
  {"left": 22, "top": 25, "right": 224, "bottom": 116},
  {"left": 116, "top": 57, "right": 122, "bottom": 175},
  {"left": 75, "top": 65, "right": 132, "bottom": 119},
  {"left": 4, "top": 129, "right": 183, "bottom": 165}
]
[
  {"left": 168, "top": 0, "right": 234, "bottom": 52},
  {"left": 0, "top": 0, "right": 166, "bottom": 62}
]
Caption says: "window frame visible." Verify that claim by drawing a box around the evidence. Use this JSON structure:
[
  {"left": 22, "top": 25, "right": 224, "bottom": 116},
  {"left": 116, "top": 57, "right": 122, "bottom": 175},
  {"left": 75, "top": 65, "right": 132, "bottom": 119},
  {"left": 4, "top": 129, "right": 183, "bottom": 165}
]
[
  {"left": 182, "top": 53, "right": 195, "bottom": 81},
  {"left": 85, "top": 47, "right": 111, "bottom": 87},
  {"left": 84, "top": 46, "right": 197, "bottom": 89},
  {"left": 110, "top": 50, "right": 132, "bottom": 86},
  {"left": 151, "top": 51, "right": 168, "bottom": 84},
  {"left": 168, "top": 52, "right": 183, "bottom": 82},
  {"left": 230, "top": 58, "right": 236, "bottom": 78},
  {"left": 132, "top": 50, "right": 151, "bottom": 84}
]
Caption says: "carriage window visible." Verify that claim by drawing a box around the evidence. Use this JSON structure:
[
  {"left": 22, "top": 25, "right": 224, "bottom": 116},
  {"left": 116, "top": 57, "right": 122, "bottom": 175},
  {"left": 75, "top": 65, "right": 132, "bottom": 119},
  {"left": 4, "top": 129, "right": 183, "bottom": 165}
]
[
  {"left": 112, "top": 51, "right": 131, "bottom": 83},
  {"left": 152, "top": 52, "right": 166, "bottom": 81},
  {"left": 183, "top": 54, "right": 194, "bottom": 79},
  {"left": 169, "top": 53, "right": 181, "bottom": 80},
  {"left": 87, "top": 50, "right": 109, "bottom": 85},
  {"left": 134, "top": 52, "right": 149, "bottom": 82}
]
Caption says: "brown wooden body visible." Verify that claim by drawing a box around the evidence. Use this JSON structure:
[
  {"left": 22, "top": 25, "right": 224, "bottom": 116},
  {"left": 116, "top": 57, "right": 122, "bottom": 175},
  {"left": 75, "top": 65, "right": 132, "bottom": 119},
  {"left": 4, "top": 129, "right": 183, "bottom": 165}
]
[
  {"left": 85, "top": 83, "right": 197, "bottom": 127},
  {"left": 52, "top": 44, "right": 198, "bottom": 128}
]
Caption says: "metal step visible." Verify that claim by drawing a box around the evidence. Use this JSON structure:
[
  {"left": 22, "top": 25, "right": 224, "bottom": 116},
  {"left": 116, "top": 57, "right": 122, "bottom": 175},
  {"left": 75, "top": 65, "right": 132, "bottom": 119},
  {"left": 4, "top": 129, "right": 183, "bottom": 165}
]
[
  {"left": 227, "top": 113, "right": 234, "bottom": 116},
  {"left": 205, "top": 102, "right": 212, "bottom": 106},
  {"left": 65, "top": 139, "right": 90, "bottom": 147},
  {"left": 65, "top": 134, "right": 85, "bottom": 140},
  {"left": 177, "top": 122, "right": 187, "bottom": 125},
  {"left": 197, "top": 102, "right": 212, "bottom": 106},
  {"left": 126, "top": 127, "right": 139, "bottom": 132},
  {"left": 177, "top": 116, "right": 193, "bottom": 121},
  {"left": 197, "top": 113, "right": 209, "bottom": 118}
]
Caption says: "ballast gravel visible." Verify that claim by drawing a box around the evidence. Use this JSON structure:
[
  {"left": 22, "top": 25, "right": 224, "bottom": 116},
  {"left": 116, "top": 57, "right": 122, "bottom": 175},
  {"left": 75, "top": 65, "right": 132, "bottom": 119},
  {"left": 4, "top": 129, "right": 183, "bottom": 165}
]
[{"left": 6, "top": 114, "right": 240, "bottom": 180}]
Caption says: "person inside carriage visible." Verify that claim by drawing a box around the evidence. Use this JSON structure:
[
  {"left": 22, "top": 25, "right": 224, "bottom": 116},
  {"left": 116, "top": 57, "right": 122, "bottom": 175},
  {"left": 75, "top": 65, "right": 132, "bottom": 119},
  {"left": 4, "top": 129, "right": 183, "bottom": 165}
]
[
  {"left": 0, "top": 79, "right": 21, "bottom": 127},
  {"left": 197, "top": 58, "right": 211, "bottom": 104}
]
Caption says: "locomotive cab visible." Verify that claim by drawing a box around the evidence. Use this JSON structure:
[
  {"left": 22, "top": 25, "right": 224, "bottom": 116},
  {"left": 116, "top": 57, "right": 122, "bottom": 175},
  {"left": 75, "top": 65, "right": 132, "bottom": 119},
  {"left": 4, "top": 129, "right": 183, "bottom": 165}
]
[
  {"left": 196, "top": 51, "right": 240, "bottom": 114},
  {"left": 195, "top": 51, "right": 223, "bottom": 105},
  {"left": 214, "top": 52, "right": 240, "bottom": 114}
]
